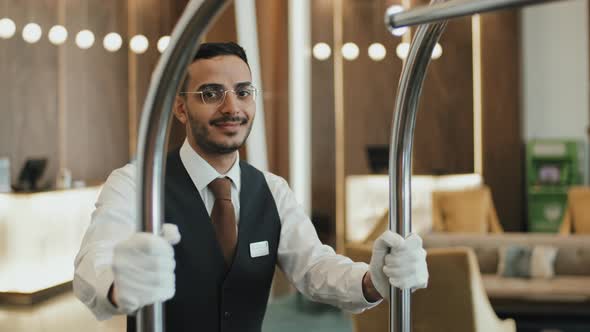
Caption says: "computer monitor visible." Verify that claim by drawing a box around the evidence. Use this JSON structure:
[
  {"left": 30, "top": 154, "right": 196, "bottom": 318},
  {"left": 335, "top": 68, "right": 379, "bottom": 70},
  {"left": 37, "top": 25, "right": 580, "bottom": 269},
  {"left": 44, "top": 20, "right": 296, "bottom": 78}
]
[
  {"left": 16, "top": 158, "right": 47, "bottom": 191},
  {"left": 366, "top": 145, "right": 389, "bottom": 174}
]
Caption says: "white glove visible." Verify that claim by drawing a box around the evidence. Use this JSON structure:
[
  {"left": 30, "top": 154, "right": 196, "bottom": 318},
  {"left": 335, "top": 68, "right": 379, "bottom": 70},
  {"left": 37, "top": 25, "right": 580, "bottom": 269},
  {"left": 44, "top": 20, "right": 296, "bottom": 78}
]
[
  {"left": 369, "top": 231, "right": 428, "bottom": 300},
  {"left": 112, "top": 223, "right": 181, "bottom": 314}
]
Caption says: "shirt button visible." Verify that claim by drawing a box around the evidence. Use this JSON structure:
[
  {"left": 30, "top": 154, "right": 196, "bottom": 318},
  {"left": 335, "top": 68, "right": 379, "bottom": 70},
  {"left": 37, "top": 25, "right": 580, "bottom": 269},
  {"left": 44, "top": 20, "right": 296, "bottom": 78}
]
[{"left": 223, "top": 311, "right": 231, "bottom": 320}]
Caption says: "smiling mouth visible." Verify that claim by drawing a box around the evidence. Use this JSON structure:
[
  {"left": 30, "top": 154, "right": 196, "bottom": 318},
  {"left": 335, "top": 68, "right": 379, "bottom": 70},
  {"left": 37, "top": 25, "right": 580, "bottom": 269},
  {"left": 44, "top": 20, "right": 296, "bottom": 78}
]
[
  {"left": 214, "top": 121, "right": 242, "bottom": 128},
  {"left": 210, "top": 116, "right": 248, "bottom": 127}
]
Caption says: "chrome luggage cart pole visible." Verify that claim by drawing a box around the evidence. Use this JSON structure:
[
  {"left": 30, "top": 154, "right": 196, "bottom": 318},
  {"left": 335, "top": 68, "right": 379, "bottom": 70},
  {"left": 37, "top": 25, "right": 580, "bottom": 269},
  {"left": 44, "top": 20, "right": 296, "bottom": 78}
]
[
  {"left": 135, "top": 0, "right": 230, "bottom": 331},
  {"left": 384, "top": 0, "right": 567, "bottom": 331},
  {"left": 385, "top": 2, "right": 447, "bottom": 331}
]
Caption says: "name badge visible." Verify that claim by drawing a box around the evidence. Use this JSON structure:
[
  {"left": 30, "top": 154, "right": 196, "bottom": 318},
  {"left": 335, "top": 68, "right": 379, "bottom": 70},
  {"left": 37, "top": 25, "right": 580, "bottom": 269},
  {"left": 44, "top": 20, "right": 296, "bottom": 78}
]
[{"left": 250, "top": 241, "right": 269, "bottom": 258}]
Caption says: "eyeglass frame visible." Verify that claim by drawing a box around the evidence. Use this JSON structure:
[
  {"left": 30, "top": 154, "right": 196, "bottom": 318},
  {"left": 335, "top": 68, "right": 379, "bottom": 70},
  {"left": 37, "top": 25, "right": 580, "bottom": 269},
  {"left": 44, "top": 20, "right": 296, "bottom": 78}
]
[{"left": 179, "top": 84, "right": 258, "bottom": 106}]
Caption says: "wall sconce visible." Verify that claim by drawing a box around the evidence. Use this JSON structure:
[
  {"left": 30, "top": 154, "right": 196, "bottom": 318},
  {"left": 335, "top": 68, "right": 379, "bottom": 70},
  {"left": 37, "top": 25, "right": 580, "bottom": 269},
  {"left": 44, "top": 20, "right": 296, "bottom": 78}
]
[
  {"left": 0, "top": 18, "right": 16, "bottom": 39},
  {"left": 396, "top": 42, "right": 410, "bottom": 60},
  {"left": 386, "top": 5, "right": 409, "bottom": 37},
  {"left": 103, "top": 32, "right": 122, "bottom": 52},
  {"left": 396, "top": 42, "right": 443, "bottom": 60},
  {"left": 432, "top": 43, "right": 443, "bottom": 59},
  {"left": 368, "top": 43, "right": 387, "bottom": 61},
  {"left": 75, "top": 29, "right": 95, "bottom": 49},
  {"left": 157, "top": 35, "right": 170, "bottom": 53},
  {"left": 48, "top": 25, "right": 67, "bottom": 45},
  {"left": 312, "top": 42, "right": 331, "bottom": 61},
  {"left": 22, "top": 23, "right": 42, "bottom": 44},
  {"left": 341, "top": 42, "right": 359, "bottom": 61},
  {"left": 130, "top": 34, "right": 148, "bottom": 54}
]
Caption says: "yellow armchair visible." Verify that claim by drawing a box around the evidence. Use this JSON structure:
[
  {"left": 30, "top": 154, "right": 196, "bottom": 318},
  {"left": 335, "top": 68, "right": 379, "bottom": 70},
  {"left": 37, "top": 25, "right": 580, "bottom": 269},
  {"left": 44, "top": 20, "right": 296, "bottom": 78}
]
[
  {"left": 345, "top": 244, "right": 515, "bottom": 332},
  {"left": 559, "top": 186, "right": 590, "bottom": 234},
  {"left": 432, "top": 186, "right": 503, "bottom": 233}
]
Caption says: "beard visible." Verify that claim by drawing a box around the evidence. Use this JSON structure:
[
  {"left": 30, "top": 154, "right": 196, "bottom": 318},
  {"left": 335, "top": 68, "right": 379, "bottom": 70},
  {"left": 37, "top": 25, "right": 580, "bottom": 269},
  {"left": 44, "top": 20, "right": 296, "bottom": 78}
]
[{"left": 187, "top": 111, "right": 253, "bottom": 155}]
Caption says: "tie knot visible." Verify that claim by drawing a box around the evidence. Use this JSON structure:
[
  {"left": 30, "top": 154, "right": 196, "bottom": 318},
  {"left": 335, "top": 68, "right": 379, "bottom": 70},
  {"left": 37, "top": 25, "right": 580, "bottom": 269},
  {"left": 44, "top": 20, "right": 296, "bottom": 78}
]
[{"left": 208, "top": 177, "right": 232, "bottom": 200}]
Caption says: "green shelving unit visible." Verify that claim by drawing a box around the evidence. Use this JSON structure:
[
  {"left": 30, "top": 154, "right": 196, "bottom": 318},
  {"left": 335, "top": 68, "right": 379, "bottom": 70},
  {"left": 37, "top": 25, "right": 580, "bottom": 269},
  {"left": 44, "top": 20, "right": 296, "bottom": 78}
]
[{"left": 526, "top": 140, "right": 584, "bottom": 232}]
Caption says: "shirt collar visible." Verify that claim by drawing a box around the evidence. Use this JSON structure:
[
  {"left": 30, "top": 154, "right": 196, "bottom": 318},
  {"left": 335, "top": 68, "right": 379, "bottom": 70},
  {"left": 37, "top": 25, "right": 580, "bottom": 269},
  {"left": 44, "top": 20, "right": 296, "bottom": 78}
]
[{"left": 179, "top": 139, "right": 241, "bottom": 192}]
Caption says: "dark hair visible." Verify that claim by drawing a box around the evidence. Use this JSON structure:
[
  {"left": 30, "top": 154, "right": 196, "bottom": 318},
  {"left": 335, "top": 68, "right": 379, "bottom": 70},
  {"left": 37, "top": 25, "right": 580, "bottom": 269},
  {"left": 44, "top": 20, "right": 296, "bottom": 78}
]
[{"left": 180, "top": 42, "right": 249, "bottom": 93}]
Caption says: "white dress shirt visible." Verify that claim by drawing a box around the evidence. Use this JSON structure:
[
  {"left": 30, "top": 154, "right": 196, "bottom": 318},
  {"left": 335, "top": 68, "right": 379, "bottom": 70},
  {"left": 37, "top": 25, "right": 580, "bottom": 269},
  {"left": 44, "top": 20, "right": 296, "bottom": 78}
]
[{"left": 74, "top": 140, "right": 379, "bottom": 321}]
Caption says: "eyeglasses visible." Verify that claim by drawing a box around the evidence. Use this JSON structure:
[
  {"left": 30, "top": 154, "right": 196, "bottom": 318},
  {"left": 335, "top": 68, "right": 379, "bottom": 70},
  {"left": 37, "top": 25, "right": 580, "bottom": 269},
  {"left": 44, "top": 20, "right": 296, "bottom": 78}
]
[{"left": 180, "top": 85, "right": 257, "bottom": 106}]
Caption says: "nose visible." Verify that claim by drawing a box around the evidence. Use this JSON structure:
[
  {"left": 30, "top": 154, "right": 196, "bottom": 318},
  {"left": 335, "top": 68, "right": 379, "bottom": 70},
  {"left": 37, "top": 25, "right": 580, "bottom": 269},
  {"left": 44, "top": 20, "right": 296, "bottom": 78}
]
[{"left": 219, "top": 91, "right": 240, "bottom": 114}]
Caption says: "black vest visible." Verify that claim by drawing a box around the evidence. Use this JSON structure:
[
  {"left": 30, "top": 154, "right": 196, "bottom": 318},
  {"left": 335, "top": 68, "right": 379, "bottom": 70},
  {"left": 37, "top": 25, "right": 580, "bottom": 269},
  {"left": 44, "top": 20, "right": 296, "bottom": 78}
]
[{"left": 128, "top": 150, "right": 281, "bottom": 332}]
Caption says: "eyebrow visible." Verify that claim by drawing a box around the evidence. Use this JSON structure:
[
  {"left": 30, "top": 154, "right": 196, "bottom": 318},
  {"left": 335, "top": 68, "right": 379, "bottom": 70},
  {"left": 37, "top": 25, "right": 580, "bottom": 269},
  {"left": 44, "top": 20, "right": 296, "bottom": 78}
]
[{"left": 195, "top": 81, "right": 253, "bottom": 91}]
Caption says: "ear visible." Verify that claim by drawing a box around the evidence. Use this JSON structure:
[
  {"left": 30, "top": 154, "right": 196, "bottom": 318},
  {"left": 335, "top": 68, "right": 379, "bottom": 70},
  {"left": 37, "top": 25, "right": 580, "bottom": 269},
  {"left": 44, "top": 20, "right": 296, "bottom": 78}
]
[{"left": 173, "top": 96, "right": 188, "bottom": 124}]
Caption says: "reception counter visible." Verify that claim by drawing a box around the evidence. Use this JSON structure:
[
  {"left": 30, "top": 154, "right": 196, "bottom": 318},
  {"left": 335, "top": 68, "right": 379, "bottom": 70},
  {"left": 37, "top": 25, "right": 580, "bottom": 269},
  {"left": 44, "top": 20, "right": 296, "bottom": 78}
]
[{"left": 0, "top": 186, "right": 101, "bottom": 303}]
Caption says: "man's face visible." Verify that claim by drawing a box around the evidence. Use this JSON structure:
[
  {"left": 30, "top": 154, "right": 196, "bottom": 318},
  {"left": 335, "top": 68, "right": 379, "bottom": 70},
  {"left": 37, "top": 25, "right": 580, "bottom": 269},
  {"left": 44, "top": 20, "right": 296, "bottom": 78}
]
[{"left": 177, "top": 55, "right": 255, "bottom": 155}]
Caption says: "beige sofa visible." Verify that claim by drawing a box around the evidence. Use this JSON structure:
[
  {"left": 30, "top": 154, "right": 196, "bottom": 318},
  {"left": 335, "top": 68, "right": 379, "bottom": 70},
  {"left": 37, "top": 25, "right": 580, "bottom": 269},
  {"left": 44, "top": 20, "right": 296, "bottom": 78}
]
[{"left": 422, "top": 233, "right": 590, "bottom": 311}]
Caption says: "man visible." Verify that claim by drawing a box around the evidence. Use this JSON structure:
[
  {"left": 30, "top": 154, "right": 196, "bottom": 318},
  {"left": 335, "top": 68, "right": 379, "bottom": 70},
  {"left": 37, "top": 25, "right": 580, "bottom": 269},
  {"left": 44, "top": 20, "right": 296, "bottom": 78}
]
[{"left": 74, "top": 42, "right": 428, "bottom": 332}]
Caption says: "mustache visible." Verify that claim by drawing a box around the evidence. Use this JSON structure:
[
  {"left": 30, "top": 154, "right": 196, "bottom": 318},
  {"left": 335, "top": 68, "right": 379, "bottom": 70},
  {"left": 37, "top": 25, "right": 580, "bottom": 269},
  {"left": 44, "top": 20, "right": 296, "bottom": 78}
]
[{"left": 210, "top": 115, "right": 248, "bottom": 126}]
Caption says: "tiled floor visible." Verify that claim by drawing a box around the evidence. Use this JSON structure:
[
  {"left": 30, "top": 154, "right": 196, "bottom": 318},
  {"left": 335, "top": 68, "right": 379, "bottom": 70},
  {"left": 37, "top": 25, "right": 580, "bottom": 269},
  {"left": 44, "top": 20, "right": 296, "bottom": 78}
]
[
  {"left": 0, "top": 292, "right": 125, "bottom": 332},
  {"left": 0, "top": 291, "right": 352, "bottom": 332}
]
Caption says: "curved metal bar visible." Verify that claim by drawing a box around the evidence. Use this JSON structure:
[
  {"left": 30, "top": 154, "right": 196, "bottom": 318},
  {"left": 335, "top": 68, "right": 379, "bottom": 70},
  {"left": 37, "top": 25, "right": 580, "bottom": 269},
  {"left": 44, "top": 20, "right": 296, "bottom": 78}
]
[
  {"left": 386, "top": 0, "right": 578, "bottom": 330},
  {"left": 387, "top": 0, "right": 447, "bottom": 331},
  {"left": 135, "top": 0, "right": 231, "bottom": 331},
  {"left": 387, "top": 0, "right": 563, "bottom": 28}
]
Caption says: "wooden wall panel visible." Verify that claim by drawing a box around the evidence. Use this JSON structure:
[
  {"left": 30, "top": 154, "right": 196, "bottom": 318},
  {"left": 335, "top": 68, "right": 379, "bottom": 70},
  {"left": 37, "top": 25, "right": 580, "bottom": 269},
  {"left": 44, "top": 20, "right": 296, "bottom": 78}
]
[
  {"left": 0, "top": 0, "right": 59, "bottom": 188},
  {"left": 343, "top": 0, "right": 405, "bottom": 175},
  {"left": 128, "top": 0, "right": 186, "bottom": 156},
  {"left": 63, "top": 0, "right": 129, "bottom": 182},
  {"left": 412, "top": 15, "right": 475, "bottom": 175},
  {"left": 311, "top": 0, "right": 336, "bottom": 226},
  {"left": 481, "top": 11, "right": 523, "bottom": 231},
  {"left": 204, "top": 3, "right": 236, "bottom": 42},
  {"left": 256, "top": 0, "right": 289, "bottom": 178}
]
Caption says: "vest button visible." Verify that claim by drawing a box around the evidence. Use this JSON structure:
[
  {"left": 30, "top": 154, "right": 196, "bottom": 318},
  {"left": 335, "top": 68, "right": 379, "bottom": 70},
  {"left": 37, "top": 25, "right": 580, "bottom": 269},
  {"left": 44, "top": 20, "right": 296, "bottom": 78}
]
[{"left": 223, "top": 311, "right": 231, "bottom": 320}]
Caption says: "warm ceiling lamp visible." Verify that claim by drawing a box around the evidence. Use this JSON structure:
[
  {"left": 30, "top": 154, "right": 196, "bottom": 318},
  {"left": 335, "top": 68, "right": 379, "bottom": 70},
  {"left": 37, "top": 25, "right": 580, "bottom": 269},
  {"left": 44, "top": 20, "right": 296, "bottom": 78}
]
[
  {"left": 396, "top": 42, "right": 410, "bottom": 60},
  {"left": 368, "top": 43, "right": 387, "bottom": 61},
  {"left": 130, "top": 34, "right": 149, "bottom": 54},
  {"left": 48, "top": 25, "right": 67, "bottom": 45},
  {"left": 75, "top": 29, "right": 95, "bottom": 49},
  {"left": 341, "top": 42, "right": 359, "bottom": 61},
  {"left": 312, "top": 42, "right": 331, "bottom": 61},
  {"left": 157, "top": 35, "right": 170, "bottom": 53},
  {"left": 22, "top": 23, "right": 42, "bottom": 44},
  {"left": 432, "top": 43, "right": 443, "bottom": 60},
  {"left": 0, "top": 18, "right": 16, "bottom": 39},
  {"left": 386, "top": 5, "right": 408, "bottom": 37},
  {"left": 103, "top": 32, "right": 122, "bottom": 52}
]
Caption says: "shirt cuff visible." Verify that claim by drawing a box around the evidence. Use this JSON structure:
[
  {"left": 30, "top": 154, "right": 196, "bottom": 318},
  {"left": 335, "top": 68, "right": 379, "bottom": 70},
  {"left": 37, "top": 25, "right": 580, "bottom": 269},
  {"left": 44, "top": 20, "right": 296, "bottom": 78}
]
[
  {"left": 349, "top": 262, "right": 383, "bottom": 313},
  {"left": 94, "top": 268, "right": 123, "bottom": 320}
]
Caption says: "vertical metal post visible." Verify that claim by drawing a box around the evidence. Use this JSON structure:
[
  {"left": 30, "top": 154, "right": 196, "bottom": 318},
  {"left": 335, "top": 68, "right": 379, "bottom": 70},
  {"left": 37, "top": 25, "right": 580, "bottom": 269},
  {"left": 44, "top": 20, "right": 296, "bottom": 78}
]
[
  {"left": 386, "top": 1, "right": 447, "bottom": 331},
  {"left": 135, "top": 0, "right": 230, "bottom": 331},
  {"left": 385, "top": 1, "right": 575, "bottom": 331}
]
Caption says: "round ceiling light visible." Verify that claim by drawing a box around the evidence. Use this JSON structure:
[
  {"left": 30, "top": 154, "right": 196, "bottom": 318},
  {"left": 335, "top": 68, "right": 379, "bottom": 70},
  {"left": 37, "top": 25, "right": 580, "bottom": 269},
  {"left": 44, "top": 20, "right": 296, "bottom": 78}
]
[
  {"left": 312, "top": 42, "right": 331, "bottom": 61},
  {"left": 75, "top": 29, "right": 95, "bottom": 49},
  {"left": 22, "top": 23, "right": 42, "bottom": 44},
  {"left": 396, "top": 42, "right": 410, "bottom": 60},
  {"left": 130, "top": 34, "right": 149, "bottom": 54},
  {"left": 48, "top": 25, "right": 67, "bottom": 45},
  {"left": 368, "top": 43, "right": 387, "bottom": 61},
  {"left": 386, "top": 5, "right": 408, "bottom": 37},
  {"left": 341, "top": 42, "right": 359, "bottom": 61},
  {"left": 103, "top": 32, "right": 122, "bottom": 52},
  {"left": 432, "top": 43, "right": 443, "bottom": 60},
  {"left": 0, "top": 18, "right": 16, "bottom": 39},
  {"left": 157, "top": 35, "right": 170, "bottom": 53}
]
